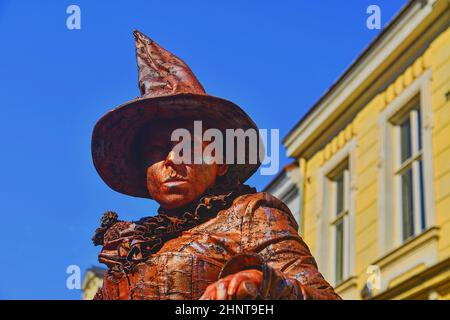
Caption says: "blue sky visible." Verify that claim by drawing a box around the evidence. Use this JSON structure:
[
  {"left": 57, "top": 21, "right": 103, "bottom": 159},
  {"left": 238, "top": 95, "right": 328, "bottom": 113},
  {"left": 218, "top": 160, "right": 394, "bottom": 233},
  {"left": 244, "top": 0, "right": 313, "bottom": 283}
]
[{"left": 0, "top": 0, "right": 405, "bottom": 299}]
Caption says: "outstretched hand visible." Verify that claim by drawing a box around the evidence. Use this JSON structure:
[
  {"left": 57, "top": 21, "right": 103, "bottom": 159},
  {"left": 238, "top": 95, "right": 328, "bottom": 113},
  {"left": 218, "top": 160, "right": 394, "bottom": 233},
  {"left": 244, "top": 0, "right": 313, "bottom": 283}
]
[{"left": 199, "top": 269, "right": 263, "bottom": 300}]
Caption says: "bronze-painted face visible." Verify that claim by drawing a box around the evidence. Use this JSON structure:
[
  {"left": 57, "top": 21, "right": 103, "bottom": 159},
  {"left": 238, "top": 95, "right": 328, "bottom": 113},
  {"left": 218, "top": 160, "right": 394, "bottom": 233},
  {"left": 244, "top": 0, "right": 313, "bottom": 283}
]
[{"left": 140, "top": 120, "right": 228, "bottom": 210}]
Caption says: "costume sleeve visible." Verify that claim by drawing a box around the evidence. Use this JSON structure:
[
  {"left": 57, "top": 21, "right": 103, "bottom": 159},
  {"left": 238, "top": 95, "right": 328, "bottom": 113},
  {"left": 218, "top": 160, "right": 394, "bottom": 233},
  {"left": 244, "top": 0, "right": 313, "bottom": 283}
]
[
  {"left": 93, "top": 287, "right": 104, "bottom": 300},
  {"left": 220, "top": 192, "right": 341, "bottom": 300}
]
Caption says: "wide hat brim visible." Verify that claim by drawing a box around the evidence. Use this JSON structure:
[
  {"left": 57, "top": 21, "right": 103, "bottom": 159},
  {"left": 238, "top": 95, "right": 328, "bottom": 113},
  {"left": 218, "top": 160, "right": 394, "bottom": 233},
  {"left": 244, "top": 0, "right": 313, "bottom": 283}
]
[{"left": 92, "top": 93, "right": 262, "bottom": 198}]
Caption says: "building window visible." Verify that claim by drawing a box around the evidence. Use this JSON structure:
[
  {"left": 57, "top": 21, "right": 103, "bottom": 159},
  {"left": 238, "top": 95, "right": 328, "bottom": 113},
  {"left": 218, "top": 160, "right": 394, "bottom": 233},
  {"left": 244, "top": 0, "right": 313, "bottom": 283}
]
[
  {"left": 392, "top": 96, "right": 426, "bottom": 242},
  {"left": 378, "top": 72, "right": 436, "bottom": 281},
  {"left": 328, "top": 160, "right": 350, "bottom": 284}
]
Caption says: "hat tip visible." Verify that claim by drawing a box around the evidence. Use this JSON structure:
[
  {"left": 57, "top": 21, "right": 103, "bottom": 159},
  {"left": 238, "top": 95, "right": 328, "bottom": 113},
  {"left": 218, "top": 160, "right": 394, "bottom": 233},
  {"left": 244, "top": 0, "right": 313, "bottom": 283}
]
[
  {"left": 132, "top": 29, "right": 153, "bottom": 44},
  {"left": 132, "top": 29, "right": 141, "bottom": 39}
]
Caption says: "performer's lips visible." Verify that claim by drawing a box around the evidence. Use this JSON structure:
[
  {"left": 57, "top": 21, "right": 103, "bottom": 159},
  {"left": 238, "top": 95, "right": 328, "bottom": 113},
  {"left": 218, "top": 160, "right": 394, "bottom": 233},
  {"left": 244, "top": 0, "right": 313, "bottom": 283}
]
[
  {"left": 164, "top": 181, "right": 188, "bottom": 186},
  {"left": 163, "top": 177, "right": 188, "bottom": 185}
]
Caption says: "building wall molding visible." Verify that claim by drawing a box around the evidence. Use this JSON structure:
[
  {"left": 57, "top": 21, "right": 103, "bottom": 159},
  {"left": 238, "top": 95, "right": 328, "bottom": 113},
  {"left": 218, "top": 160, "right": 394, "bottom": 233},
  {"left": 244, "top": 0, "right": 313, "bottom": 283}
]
[{"left": 373, "top": 252, "right": 450, "bottom": 300}]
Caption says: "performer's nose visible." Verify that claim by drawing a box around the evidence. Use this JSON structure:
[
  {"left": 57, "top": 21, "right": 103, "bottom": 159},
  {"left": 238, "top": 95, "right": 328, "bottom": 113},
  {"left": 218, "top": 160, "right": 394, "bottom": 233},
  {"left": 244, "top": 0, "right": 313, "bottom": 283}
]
[
  {"left": 165, "top": 149, "right": 183, "bottom": 167},
  {"left": 164, "top": 150, "right": 188, "bottom": 179}
]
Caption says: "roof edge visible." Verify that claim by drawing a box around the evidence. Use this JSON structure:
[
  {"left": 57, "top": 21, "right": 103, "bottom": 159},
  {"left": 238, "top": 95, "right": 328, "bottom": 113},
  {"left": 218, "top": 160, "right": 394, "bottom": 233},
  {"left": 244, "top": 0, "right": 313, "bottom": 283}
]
[{"left": 282, "top": 0, "right": 435, "bottom": 154}]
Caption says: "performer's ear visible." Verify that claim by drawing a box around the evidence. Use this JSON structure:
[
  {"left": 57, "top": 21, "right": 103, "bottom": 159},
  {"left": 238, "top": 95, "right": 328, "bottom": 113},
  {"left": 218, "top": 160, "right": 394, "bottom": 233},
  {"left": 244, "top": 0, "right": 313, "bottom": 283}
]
[{"left": 216, "top": 164, "right": 228, "bottom": 177}]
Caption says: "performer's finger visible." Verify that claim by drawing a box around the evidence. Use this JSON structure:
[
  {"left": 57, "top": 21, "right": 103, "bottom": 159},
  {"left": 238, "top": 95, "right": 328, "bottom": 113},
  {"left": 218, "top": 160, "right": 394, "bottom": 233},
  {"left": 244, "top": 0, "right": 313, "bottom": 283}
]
[
  {"left": 199, "top": 284, "right": 216, "bottom": 300},
  {"left": 216, "top": 281, "right": 228, "bottom": 300},
  {"left": 227, "top": 274, "right": 244, "bottom": 296},
  {"left": 236, "top": 281, "right": 259, "bottom": 300}
]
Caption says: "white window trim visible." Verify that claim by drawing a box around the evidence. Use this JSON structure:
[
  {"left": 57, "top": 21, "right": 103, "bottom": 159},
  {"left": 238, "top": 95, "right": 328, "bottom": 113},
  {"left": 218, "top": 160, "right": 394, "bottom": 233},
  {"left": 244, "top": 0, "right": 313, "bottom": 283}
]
[
  {"left": 377, "top": 70, "right": 435, "bottom": 255},
  {"left": 393, "top": 106, "right": 424, "bottom": 240},
  {"left": 316, "top": 139, "right": 356, "bottom": 286}
]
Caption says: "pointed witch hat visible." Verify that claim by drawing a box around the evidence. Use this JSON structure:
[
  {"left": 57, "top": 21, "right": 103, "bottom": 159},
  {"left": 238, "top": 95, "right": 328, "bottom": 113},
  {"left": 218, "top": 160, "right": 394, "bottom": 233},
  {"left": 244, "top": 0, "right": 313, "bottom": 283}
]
[{"left": 92, "top": 30, "right": 261, "bottom": 198}]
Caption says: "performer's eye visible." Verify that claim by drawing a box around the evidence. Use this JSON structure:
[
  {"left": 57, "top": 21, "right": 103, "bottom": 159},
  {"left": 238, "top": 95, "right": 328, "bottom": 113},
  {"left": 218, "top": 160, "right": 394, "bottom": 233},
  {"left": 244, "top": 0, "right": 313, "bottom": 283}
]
[
  {"left": 152, "top": 146, "right": 168, "bottom": 157},
  {"left": 142, "top": 146, "right": 168, "bottom": 167}
]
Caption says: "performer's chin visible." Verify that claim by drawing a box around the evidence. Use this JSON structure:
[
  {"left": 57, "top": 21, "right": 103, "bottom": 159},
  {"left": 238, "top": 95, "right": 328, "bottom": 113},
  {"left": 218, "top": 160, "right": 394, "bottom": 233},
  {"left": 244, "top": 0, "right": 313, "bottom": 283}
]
[{"left": 157, "top": 186, "right": 195, "bottom": 209}]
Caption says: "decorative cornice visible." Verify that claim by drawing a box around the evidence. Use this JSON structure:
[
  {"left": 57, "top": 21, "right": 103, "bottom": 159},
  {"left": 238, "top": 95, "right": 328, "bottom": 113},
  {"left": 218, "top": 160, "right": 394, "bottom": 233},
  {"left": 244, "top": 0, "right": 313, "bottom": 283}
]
[
  {"left": 380, "top": 50, "right": 431, "bottom": 111},
  {"left": 320, "top": 123, "right": 355, "bottom": 165},
  {"left": 314, "top": 45, "right": 431, "bottom": 168}
]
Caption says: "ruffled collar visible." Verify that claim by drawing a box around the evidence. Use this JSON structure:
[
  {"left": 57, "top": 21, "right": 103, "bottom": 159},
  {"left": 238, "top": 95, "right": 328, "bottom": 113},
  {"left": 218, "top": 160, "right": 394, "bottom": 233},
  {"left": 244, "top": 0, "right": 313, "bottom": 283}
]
[
  {"left": 127, "top": 183, "right": 256, "bottom": 264},
  {"left": 93, "top": 183, "right": 256, "bottom": 272}
]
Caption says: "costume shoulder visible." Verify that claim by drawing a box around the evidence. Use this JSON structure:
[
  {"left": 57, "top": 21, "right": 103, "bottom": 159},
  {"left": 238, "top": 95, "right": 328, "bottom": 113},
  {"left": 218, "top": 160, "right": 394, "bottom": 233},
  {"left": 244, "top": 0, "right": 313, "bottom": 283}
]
[
  {"left": 92, "top": 211, "right": 133, "bottom": 247},
  {"left": 232, "top": 191, "right": 299, "bottom": 233},
  {"left": 92, "top": 211, "right": 138, "bottom": 270}
]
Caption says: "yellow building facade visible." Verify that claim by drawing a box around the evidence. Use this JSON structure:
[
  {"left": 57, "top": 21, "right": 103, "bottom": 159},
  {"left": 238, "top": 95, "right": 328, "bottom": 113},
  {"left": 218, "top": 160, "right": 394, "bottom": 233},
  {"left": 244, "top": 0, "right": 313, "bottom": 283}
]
[
  {"left": 81, "top": 267, "right": 104, "bottom": 300},
  {"left": 283, "top": 0, "right": 450, "bottom": 299}
]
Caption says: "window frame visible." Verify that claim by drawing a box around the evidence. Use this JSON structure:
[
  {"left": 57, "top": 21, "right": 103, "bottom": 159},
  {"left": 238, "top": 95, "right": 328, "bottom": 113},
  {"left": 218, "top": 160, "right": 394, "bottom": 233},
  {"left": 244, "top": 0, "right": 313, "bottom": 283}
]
[
  {"left": 378, "top": 70, "right": 435, "bottom": 254},
  {"left": 391, "top": 99, "right": 426, "bottom": 241},
  {"left": 328, "top": 161, "right": 350, "bottom": 285},
  {"left": 316, "top": 140, "right": 356, "bottom": 287}
]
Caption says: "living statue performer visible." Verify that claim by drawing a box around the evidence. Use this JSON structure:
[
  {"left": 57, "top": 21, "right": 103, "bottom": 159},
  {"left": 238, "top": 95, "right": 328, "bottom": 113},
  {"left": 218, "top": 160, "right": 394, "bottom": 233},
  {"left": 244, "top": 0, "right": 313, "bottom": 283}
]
[{"left": 91, "top": 30, "right": 341, "bottom": 300}]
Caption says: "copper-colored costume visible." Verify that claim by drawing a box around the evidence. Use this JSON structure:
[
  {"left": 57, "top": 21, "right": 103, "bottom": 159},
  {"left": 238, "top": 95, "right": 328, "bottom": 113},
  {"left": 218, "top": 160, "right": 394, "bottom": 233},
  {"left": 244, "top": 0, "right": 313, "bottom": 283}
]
[
  {"left": 91, "top": 30, "right": 340, "bottom": 300},
  {"left": 93, "top": 187, "right": 340, "bottom": 300}
]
